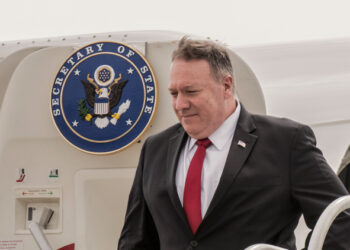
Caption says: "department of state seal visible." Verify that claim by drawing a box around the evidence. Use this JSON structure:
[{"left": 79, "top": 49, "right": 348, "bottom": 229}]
[{"left": 50, "top": 42, "right": 158, "bottom": 154}]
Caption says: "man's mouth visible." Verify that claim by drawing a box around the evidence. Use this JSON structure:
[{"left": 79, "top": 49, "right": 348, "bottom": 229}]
[{"left": 181, "top": 114, "right": 196, "bottom": 118}]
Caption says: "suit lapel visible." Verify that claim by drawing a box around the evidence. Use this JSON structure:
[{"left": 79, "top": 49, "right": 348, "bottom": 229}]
[
  {"left": 165, "top": 107, "right": 258, "bottom": 234},
  {"left": 203, "top": 106, "right": 258, "bottom": 221},
  {"left": 166, "top": 126, "right": 191, "bottom": 229}
]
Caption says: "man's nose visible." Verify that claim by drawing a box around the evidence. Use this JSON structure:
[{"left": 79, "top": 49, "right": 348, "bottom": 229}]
[{"left": 175, "top": 94, "right": 190, "bottom": 110}]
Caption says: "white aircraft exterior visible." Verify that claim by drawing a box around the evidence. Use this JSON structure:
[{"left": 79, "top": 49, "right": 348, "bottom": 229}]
[{"left": 0, "top": 30, "right": 349, "bottom": 250}]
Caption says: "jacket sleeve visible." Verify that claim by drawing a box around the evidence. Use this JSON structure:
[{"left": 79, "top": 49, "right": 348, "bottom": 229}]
[
  {"left": 290, "top": 124, "right": 350, "bottom": 250},
  {"left": 118, "top": 139, "right": 160, "bottom": 250}
]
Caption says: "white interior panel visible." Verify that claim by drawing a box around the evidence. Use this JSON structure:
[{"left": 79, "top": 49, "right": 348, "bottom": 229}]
[{"left": 75, "top": 168, "right": 136, "bottom": 250}]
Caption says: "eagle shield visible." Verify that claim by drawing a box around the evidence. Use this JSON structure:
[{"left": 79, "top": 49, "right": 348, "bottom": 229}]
[{"left": 80, "top": 65, "right": 129, "bottom": 129}]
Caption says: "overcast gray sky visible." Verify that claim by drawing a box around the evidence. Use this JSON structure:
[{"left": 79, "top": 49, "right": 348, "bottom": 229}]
[{"left": 1, "top": 0, "right": 350, "bottom": 46}]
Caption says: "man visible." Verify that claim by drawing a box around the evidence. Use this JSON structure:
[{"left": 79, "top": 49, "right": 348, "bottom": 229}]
[{"left": 118, "top": 37, "right": 350, "bottom": 250}]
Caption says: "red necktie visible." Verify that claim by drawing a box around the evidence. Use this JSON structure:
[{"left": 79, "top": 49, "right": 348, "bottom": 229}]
[{"left": 183, "top": 138, "right": 212, "bottom": 234}]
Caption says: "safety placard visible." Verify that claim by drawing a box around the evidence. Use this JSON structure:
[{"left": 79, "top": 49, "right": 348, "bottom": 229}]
[{"left": 0, "top": 240, "right": 23, "bottom": 250}]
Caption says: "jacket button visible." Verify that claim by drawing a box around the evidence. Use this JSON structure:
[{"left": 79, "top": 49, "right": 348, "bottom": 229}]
[{"left": 190, "top": 241, "right": 198, "bottom": 247}]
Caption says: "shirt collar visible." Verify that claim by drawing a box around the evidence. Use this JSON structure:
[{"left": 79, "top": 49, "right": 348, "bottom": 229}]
[{"left": 188, "top": 102, "right": 241, "bottom": 151}]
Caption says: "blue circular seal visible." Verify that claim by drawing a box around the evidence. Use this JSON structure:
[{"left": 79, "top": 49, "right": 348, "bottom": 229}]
[{"left": 50, "top": 42, "right": 158, "bottom": 154}]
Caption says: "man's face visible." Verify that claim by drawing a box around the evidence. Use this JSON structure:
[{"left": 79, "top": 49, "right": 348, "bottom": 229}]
[{"left": 169, "top": 59, "right": 233, "bottom": 139}]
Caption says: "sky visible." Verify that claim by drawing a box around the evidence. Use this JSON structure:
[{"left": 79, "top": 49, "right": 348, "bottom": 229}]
[{"left": 1, "top": 0, "right": 350, "bottom": 47}]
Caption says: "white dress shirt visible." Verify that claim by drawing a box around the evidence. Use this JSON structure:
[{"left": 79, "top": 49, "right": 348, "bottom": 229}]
[{"left": 175, "top": 102, "right": 241, "bottom": 217}]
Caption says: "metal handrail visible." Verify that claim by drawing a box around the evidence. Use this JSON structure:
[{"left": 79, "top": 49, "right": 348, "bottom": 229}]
[
  {"left": 245, "top": 195, "right": 350, "bottom": 250},
  {"left": 308, "top": 195, "right": 350, "bottom": 250},
  {"left": 244, "top": 244, "right": 287, "bottom": 250},
  {"left": 29, "top": 222, "right": 53, "bottom": 250}
]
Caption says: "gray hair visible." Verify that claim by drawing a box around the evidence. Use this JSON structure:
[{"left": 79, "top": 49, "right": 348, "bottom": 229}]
[{"left": 172, "top": 36, "right": 234, "bottom": 82}]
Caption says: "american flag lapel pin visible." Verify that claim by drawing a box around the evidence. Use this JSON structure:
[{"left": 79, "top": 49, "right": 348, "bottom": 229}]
[{"left": 237, "top": 140, "right": 246, "bottom": 148}]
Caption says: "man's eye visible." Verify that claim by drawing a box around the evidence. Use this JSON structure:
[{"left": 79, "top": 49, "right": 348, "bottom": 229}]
[
  {"left": 170, "top": 92, "right": 178, "bottom": 97},
  {"left": 187, "top": 90, "right": 199, "bottom": 94}
]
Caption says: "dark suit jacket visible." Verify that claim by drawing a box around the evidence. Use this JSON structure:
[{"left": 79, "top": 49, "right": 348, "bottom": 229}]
[
  {"left": 118, "top": 106, "right": 350, "bottom": 250},
  {"left": 338, "top": 146, "right": 350, "bottom": 192}
]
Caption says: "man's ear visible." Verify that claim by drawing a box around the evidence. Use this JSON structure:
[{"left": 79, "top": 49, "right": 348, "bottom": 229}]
[{"left": 222, "top": 75, "right": 234, "bottom": 97}]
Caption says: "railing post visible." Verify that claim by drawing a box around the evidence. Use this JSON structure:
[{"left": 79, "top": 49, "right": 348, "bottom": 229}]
[
  {"left": 308, "top": 195, "right": 350, "bottom": 250},
  {"left": 244, "top": 243, "right": 287, "bottom": 250},
  {"left": 245, "top": 195, "right": 350, "bottom": 250},
  {"left": 29, "top": 222, "right": 53, "bottom": 250}
]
